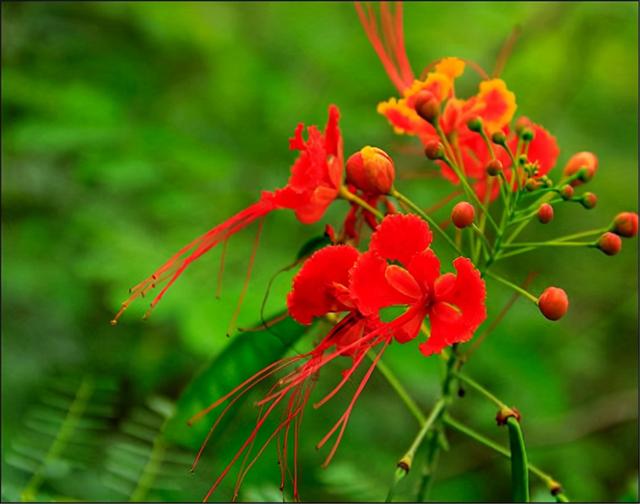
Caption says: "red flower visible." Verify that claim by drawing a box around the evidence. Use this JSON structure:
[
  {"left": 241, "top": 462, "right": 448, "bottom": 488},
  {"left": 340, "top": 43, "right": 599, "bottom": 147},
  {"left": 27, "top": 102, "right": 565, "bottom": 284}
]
[
  {"left": 350, "top": 214, "right": 487, "bottom": 355},
  {"left": 112, "top": 105, "right": 344, "bottom": 324}
]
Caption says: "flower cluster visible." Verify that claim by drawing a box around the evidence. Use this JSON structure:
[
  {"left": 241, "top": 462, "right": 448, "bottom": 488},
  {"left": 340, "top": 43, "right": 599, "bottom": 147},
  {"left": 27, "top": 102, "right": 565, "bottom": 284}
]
[{"left": 113, "top": 2, "right": 637, "bottom": 501}]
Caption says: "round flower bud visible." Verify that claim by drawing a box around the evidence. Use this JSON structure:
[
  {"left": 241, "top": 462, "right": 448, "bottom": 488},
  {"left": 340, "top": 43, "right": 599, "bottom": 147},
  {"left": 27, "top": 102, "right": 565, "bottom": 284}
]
[
  {"left": 539, "top": 175, "right": 552, "bottom": 188},
  {"left": 521, "top": 129, "right": 535, "bottom": 142},
  {"left": 537, "top": 203, "right": 554, "bottom": 224},
  {"left": 514, "top": 117, "right": 532, "bottom": 136},
  {"left": 451, "top": 202, "right": 475, "bottom": 229},
  {"left": 346, "top": 146, "right": 395, "bottom": 195},
  {"left": 597, "top": 232, "right": 622, "bottom": 256},
  {"left": 581, "top": 192, "right": 598, "bottom": 209},
  {"left": 560, "top": 184, "right": 574, "bottom": 200},
  {"left": 491, "top": 131, "right": 507, "bottom": 145},
  {"left": 414, "top": 92, "right": 439, "bottom": 123},
  {"left": 424, "top": 140, "right": 445, "bottom": 160},
  {"left": 486, "top": 159, "right": 503, "bottom": 176},
  {"left": 466, "top": 117, "right": 483, "bottom": 133},
  {"left": 518, "top": 154, "right": 528, "bottom": 166},
  {"left": 612, "top": 212, "right": 638, "bottom": 238},
  {"left": 563, "top": 151, "right": 598, "bottom": 186},
  {"left": 538, "top": 287, "right": 569, "bottom": 321}
]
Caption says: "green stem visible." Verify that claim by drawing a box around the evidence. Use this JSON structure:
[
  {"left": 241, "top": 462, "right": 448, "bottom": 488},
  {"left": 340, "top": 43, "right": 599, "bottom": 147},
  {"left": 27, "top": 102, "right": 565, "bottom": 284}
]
[
  {"left": 443, "top": 416, "right": 568, "bottom": 501},
  {"left": 503, "top": 241, "right": 592, "bottom": 248},
  {"left": 392, "top": 189, "right": 461, "bottom": 254},
  {"left": 375, "top": 356, "right": 425, "bottom": 424},
  {"left": 455, "top": 372, "right": 506, "bottom": 408},
  {"left": 484, "top": 270, "right": 538, "bottom": 303},
  {"left": 386, "top": 399, "right": 446, "bottom": 501},
  {"left": 415, "top": 431, "right": 441, "bottom": 502},
  {"left": 507, "top": 417, "right": 530, "bottom": 502},
  {"left": 339, "top": 185, "right": 384, "bottom": 219}
]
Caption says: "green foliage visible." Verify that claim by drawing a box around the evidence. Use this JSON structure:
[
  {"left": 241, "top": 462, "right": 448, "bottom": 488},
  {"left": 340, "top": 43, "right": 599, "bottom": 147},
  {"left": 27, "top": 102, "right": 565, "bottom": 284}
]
[{"left": 2, "top": 2, "right": 637, "bottom": 502}]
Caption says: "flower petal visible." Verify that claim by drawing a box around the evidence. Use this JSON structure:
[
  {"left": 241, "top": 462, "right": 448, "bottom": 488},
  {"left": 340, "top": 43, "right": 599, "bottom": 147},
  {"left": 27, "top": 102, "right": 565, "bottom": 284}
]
[
  {"left": 370, "top": 214, "right": 433, "bottom": 266},
  {"left": 287, "top": 245, "right": 360, "bottom": 324}
]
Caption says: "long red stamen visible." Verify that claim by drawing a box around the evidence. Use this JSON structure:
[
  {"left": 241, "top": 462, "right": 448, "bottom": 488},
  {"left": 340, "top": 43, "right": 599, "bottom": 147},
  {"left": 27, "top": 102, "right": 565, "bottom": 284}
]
[
  {"left": 355, "top": 2, "right": 407, "bottom": 92},
  {"left": 226, "top": 217, "right": 265, "bottom": 337},
  {"left": 111, "top": 195, "right": 277, "bottom": 325},
  {"left": 312, "top": 349, "right": 367, "bottom": 409},
  {"left": 317, "top": 338, "right": 390, "bottom": 467},
  {"left": 393, "top": 2, "right": 413, "bottom": 85}
]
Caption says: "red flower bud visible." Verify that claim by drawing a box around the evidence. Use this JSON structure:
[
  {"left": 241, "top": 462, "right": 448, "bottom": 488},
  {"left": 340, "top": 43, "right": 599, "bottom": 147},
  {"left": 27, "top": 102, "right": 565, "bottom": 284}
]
[
  {"left": 486, "top": 159, "right": 503, "bottom": 176},
  {"left": 414, "top": 91, "right": 439, "bottom": 123},
  {"left": 581, "top": 192, "right": 597, "bottom": 209},
  {"left": 537, "top": 203, "right": 554, "bottom": 224},
  {"left": 424, "top": 140, "right": 445, "bottom": 160},
  {"left": 538, "top": 287, "right": 569, "bottom": 321},
  {"left": 612, "top": 212, "right": 638, "bottom": 238},
  {"left": 597, "top": 232, "right": 622, "bottom": 256},
  {"left": 496, "top": 406, "right": 521, "bottom": 426},
  {"left": 560, "top": 184, "right": 574, "bottom": 200},
  {"left": 563, "top": 151, "right": 598, "bottom": 186},
  {"left": 514, "top": 117, "right": 532, "bottom": 136},
  {"left": 451, "top": 202, "right": 475, "bottom": 229},
  {"left": 346, "top": 146, "right": 395, "bottom": 195}
]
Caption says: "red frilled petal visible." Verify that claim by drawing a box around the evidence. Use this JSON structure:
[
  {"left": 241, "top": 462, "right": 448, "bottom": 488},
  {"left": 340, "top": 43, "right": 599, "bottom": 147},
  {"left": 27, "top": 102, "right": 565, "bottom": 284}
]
[
  {"left": 407, "top": 249, "right": 441, "bottom": 293},
  {"left": 370, "top": 214, "right": 432, "bottom": 266},
  {"left": 324, "top": 104, "right": 342, "bottom": 161},
  {"left": 287, "top": 245, "right": 360, "bottom": 325},
  {"left": 419, "top": 257, "right": 486, "bottom": 356},
  {"left": 349, "top": 251, "right": 418, "bottom": 317},
  {"left": 294, "top": 185, "right": 340, "bottom": 225}
]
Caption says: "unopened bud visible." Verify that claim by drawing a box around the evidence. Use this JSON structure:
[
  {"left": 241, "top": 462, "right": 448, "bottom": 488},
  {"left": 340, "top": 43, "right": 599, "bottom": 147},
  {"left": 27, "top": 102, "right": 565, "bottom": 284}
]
[
  {"left": 521, "top": 129, "right": 535, "bottom": 142},
  {"left": 563, "top": 151, "right": 598, "bottom": 186},
  {"left": 560, "top": 184, "right": 574, "bottom": 200},
  {"left": 491, "top": 131, "right": 507, "bottom": 145},
  {"left": 424, "top": 140, "right": 445, "bottom": 160},
  {"left": 466, "top": 117, "right": 483, "bottom": 133},
  {"left": 597, "top": 232, "right": 622, "bottom": 256},
  {"left": 539, "top": 175, "right": 552, "bottom": 188},
  {"left": 525, "top": 178, "right": 541, "bottom": 192},
  {"left": 581, "top": 192, "right": 598, "bottom": 209},
  {"left": 514, "top": 117, "right": 532, "bottom": 136},
  {"left": 538, "top": 287, "right": 569, "bottom": 321},
  {"left": 518, "top": 154, "right": 528, "bottom": 166},
  {"left": 346, "top": 146, "right": 395, "bottom": 195},
  {"left": 496, "top": 406, "right": 521, "bottom": 426},
  {"left": 612, "top": 212, "right": 638, "bottom": 238},
  {"left": 486, "top": 159, "right": 503, "bottom": 176},
  {"left": 537, "top": 203, "right": 554, "bottom": 224},
  {"left": 451, "top": 202, "right": 475, "bottom": 229},
  {"left": 414, "top": 92, "right": 440, "bottom": 123}
]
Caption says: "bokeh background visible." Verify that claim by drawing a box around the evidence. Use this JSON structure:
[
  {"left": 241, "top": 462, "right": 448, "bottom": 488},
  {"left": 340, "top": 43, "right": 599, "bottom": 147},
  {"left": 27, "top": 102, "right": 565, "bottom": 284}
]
[{"left": 2, "top": 2, "right": 638, "bottom": 502}]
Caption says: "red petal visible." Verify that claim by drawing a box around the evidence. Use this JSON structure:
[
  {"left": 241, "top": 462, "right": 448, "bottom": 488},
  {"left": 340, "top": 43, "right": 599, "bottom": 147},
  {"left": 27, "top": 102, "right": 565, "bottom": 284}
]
[
  {"left": 287, "top": 245, "right": 360, "bottom": 324},
  {"left": 423, "top": 257, "right": 486, "bottom": 354},
  {"left": 526, "top": 123, "right": 560, "bottom": 176},
  {"left": 385, "top": 265, "right": 422, "bottom": 300},
  {"left": 349, "top": 251, "right": 415, "bottom": 317},
  {"left": 407, "top": 249, "right": 441, "bottom": 293},
  {"left": 370, "top": 214, "right": 432, "bottom": 266}
]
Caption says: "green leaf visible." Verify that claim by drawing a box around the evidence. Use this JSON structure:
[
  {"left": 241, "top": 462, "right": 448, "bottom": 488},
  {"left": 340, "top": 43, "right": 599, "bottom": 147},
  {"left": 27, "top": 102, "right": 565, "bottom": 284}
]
[
  {"left": 296, "top": 233, "right": 332, "bottom": 260},
  {"left": 507, "top": 417, "right": 530, "bottom": 502},
  {"left": 164, "top": 314, "right": 310, "bottom": 449}
]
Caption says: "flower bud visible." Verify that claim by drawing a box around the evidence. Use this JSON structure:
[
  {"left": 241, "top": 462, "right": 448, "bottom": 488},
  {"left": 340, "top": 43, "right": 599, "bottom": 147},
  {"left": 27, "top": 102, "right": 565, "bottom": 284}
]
[
  {"left": 563, "top": 151, "right": 598, "bottom": 186},
  {"left": 414, "top": 92, "right": 439, "bottom": 123},
  {"left": 538, "top": 287, "right": 569, "bottom": 321},
  {"left": 424, "top": 140, "right": 445, "bottom": 160},
  {"left": 491, "top": 131, "right": 507, "bottom": 145},
  {"left": 537, "top": 203, "right": 554, "bottom": 224},
  {"left": 486, "top": 159, "right": 503, "bottom": 176},
  {"left": 612, "top": 212, "right": 638, "bottom": 238},
  {"left": 518, "top": 154, "right": 528, "bottom": 166},
  {"left": 496, "top": 406, "right": 521, "bottom": 426},
  {"left": 597, "top": 232, "right": 622, "bottom": 256},
  {"left": 346, "top": 146, "right": 395, "bottom": 195},
  {"left": 466, "top": 117, "right": 483, "bottom": 133},
  {"left": 451, "top": 202, "right": 475, "bottom": 228},
  {"left": 581, "top": 192, "right": 598, "bottom": 209},
  {"left": 560, "top": 184, "right": 574, "bottom": 200},
  {"left": 525, "top": 178, "right": 541, "bottom": 192},
  {"left": 514, "top": 117, "right": 532, "bottom": 136},
  {"left": 521, "top": 129, "right": 535, "bottom": 141},
  {"left": 539, "top": 175, "right": 552, "bottom": 188}
]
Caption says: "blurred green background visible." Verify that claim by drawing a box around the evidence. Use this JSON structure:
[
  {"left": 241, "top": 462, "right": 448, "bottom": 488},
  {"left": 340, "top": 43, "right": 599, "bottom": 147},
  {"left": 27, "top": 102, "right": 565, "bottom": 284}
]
[{"left": 2, "top": 1, "right": 638, "bottom": 502}]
